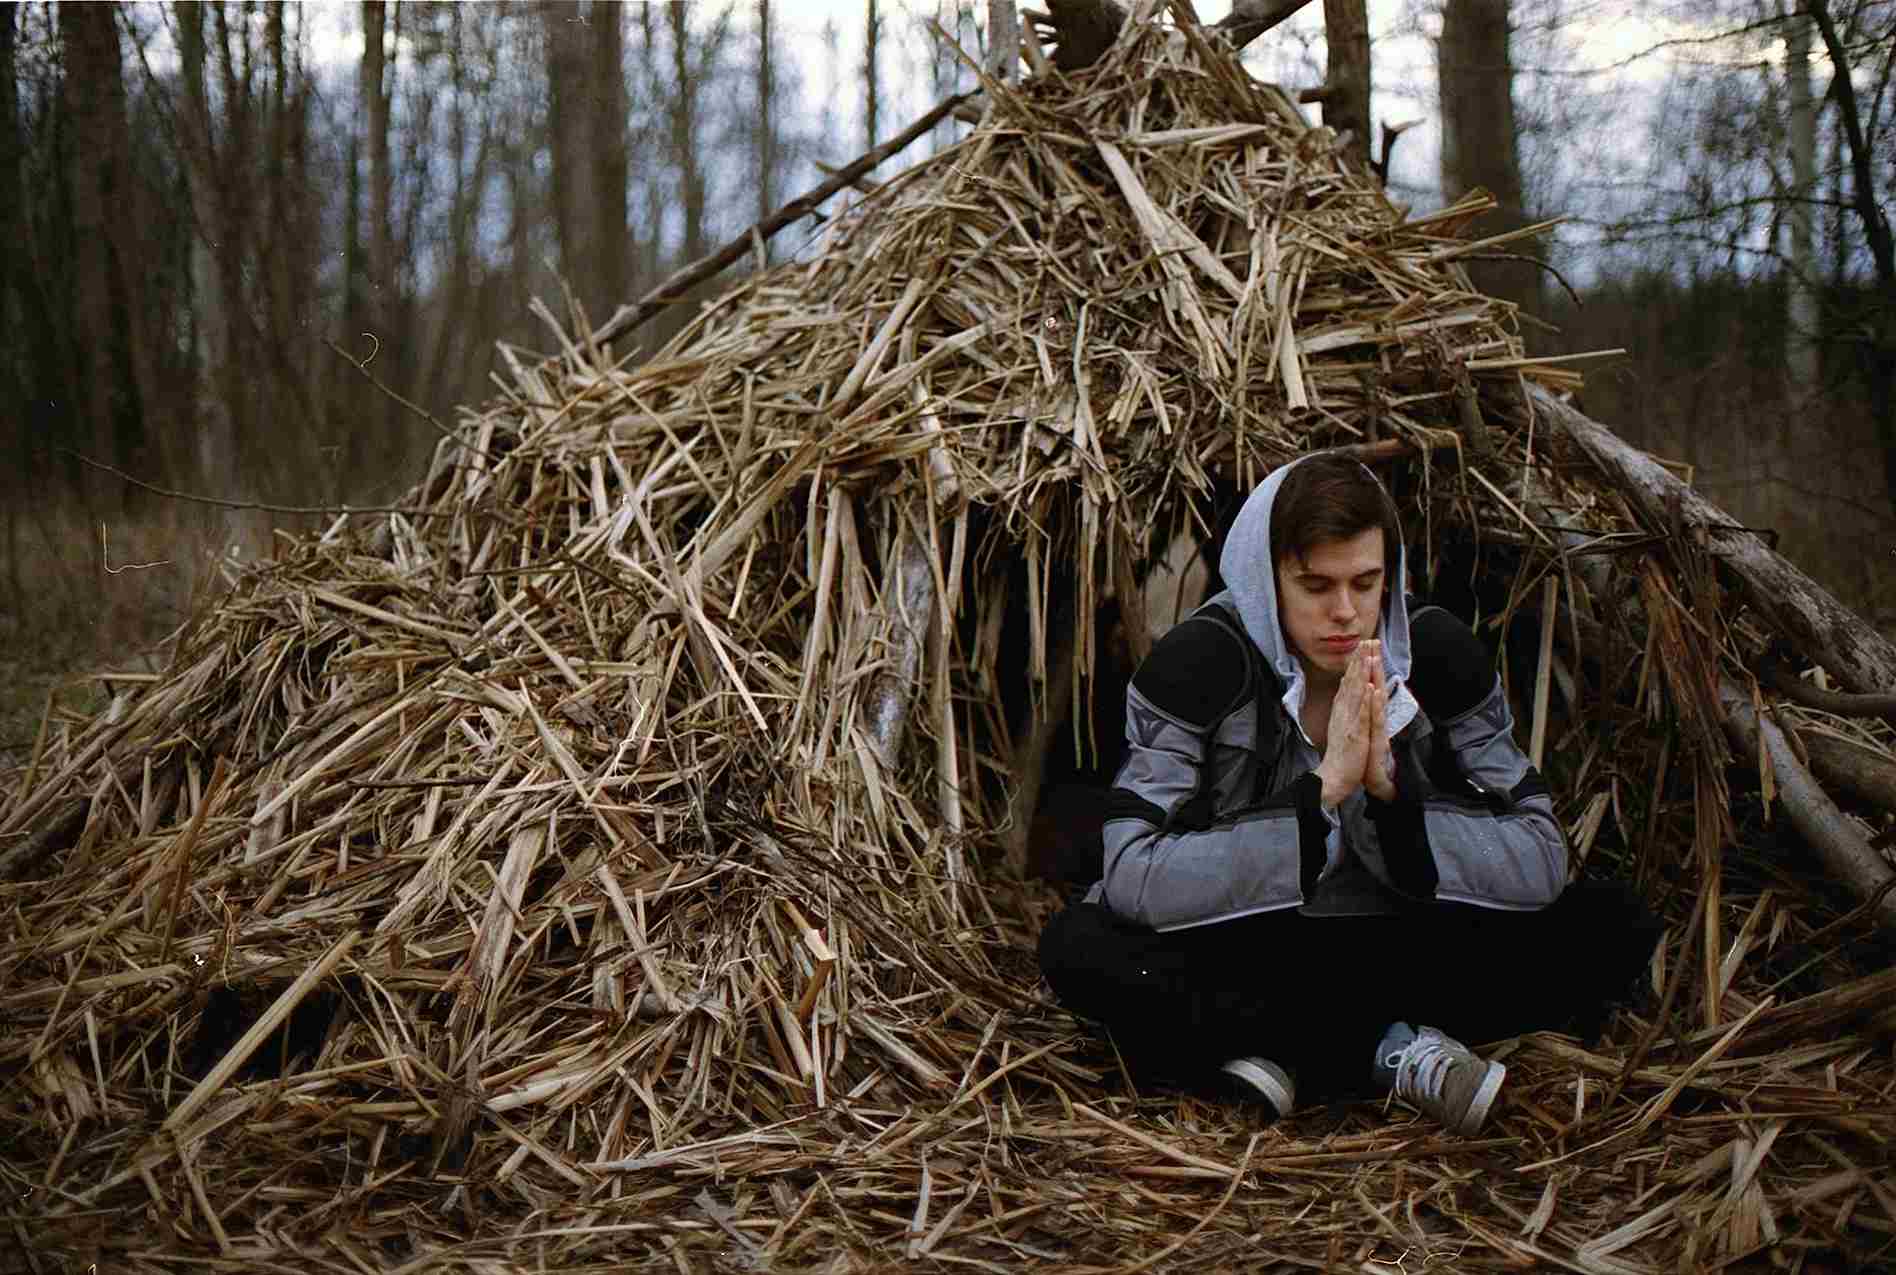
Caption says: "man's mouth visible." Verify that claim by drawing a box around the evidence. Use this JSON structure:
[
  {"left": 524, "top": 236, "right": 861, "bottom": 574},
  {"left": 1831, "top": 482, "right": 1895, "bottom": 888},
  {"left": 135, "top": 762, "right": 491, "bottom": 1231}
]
[{"left": 1320, "top": 636, "right": 1360, "bottom": 651}]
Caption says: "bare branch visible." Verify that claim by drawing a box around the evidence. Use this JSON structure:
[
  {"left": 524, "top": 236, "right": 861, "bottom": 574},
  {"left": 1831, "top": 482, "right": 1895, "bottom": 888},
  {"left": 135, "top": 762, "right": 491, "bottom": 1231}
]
[
  {"left": 1212, "top": 0, "right": 1319, "bottom": 50},
  {"left": 594, "top": 90, "right": 976, "bottom": 348},
  {"left": 1458, "top": 250, "right": 1584, "bottom": 307},
  {"left": 1029, "top": 0, "right": 1315, "bottom": 72},
  {"left": 62, "top": 451, "right": 451, "bottom": 519},
  {"left": 324, "top": 338, "right": 495, "bottom": 462},
  {"left": 1808, "top": 0, "right": 1896, "bottom": 288}
]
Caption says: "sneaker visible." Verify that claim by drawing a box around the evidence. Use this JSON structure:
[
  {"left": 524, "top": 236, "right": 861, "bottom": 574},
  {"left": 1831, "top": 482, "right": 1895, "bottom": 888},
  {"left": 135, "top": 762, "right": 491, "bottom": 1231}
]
[
  {"left": 1219, "top": 1056, "right": 1296, "bottom": 1119},
  {"left": 1376, "top": 1023, "right": 1506, "bottom": 1135}
]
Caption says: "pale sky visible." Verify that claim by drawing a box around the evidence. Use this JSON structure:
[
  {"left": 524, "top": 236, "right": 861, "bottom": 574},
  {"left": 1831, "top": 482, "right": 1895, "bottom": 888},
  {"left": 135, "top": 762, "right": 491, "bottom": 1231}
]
[
  {"left": 264, "top": 0, "right": 1762, "bottom": 275},
  {"left": 281, "top": 1, "right": 1713, "bottom": 179}
]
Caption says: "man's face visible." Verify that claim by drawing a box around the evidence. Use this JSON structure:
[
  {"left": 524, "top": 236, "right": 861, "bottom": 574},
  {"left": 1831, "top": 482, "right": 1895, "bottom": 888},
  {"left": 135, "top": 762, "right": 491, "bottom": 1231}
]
[{"left": 1275, "top": 527, "right": 1385, "bottom": 685}]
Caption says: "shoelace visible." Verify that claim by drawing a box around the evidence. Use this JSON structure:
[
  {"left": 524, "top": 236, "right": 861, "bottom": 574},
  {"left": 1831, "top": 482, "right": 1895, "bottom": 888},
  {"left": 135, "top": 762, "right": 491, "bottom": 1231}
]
[{"left": 1385, "top": 1037, "right": 1453, "bottom": 1102}]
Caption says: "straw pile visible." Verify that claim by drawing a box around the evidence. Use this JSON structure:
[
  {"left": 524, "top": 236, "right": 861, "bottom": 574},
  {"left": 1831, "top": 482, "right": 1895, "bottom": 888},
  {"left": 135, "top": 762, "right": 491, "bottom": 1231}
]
[{"left": 5, "top": 8, "right": 1894, "bottom": 1272}]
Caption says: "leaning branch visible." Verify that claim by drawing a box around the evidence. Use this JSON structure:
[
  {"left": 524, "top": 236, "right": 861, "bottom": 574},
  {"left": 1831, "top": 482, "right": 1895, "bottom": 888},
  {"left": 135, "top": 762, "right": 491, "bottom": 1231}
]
[
  {"left": 1212, "top": 0, "right": 1321, "bottom": 49},
  {"left": 64, "top": 451, "right": 452, "bottom": 519},
  {"left": 324, "top": 338, "right": 495, "bottom": 463},
  {"left": 1807, "top": 0, "right": 1896, "bottom": 286},
  {"left": 1759, "top": 650, "right": 1896, "bottom": 719},
  {"left": 1521, "top": 384, "right": 1896, "bottom": 697},
  {"left": 1030, "top": 0, "right": 1316, "bottom": 71},
  {"left": 594, "top": 90, "right": 977, "bottom": 348}
]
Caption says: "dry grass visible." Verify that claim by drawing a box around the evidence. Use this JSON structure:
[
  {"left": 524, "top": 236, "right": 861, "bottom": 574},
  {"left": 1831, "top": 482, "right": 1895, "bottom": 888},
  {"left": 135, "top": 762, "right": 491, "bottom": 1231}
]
[{"left": 2, "top": 7, "right": 1893, "bottom": 1272}]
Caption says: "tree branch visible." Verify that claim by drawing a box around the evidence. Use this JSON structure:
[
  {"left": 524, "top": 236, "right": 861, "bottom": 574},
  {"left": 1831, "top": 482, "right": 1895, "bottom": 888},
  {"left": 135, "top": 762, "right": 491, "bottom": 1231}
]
[
  {"left": 1758, "top": 649, "right": 1896, "bottom": 718},
  {"left": 324, "top": 338, "right": 495, "bottom": 462},
  {"left": 1030, "top": 0, "right": 1315, "bottom": 71},
  {"left": 1719, "top": 676, "right": 1896, "bottom": 937},
  {"left": 594, "top": 90, "right": 976, "bottom": 347},
  {"left": 1808, "top": 0, "right": 1896, "bottom": 288},
  {"left": 1520, "top": 384, "right": 1896, "bottom": 697},
  {"left": 63, "top": 451, "right": 451, "bottom": 519},
  {"left": 1212, "top": 0, "right": 1320, "bottom": 50}
]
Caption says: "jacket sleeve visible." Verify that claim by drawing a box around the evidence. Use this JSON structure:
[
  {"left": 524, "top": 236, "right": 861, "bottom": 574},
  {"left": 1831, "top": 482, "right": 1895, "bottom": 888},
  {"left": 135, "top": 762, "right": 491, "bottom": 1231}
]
[
  {"left": 1350, "top": 608, "right": 1568, "bottom": 909},
  {"left": 1097, "top": 616, "right": 1332, "bottom": 931}
]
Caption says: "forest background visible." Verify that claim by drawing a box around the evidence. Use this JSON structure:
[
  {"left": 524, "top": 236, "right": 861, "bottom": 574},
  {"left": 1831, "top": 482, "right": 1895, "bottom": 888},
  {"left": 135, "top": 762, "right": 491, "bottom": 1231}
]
[{"left": 4, "top": 0, "right": 1896, "bottom": 758}]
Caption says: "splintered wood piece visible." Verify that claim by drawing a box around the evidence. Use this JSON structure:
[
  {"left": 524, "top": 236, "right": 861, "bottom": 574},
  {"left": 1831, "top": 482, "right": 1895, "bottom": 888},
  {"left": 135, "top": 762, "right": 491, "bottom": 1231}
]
[{"left": 780, "top": 898, "right": 838, "bottom": 1024}]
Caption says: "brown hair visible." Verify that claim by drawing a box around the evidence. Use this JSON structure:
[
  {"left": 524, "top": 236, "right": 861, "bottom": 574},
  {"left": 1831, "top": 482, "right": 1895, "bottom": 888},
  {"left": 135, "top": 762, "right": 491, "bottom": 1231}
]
[{"left": 1269, "top": 452, "right": 1401, "bottom": 583}]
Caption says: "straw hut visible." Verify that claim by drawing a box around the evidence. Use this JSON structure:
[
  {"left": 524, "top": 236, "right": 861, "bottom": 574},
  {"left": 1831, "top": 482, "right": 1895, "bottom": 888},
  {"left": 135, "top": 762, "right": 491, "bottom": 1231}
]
[{"left": 5, "top": 4, "right": 1894, "bottom": 1270}]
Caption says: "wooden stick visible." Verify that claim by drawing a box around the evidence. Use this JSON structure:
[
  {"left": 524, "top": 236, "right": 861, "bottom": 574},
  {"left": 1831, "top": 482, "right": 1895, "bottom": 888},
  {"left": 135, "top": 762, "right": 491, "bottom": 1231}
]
[
  {"left": 160, "top": 756, "right": 228, "bottom": 965},
  {"left": 162, "top": 930, "right": 359, "bottom": 1137},
  {"left": 1529, "top": 575, "right": 1557, "bottom": 769},
  {"left": 1524, "top": 383, "right": 1896, "bottom": 698},
  {"left": 1717, "top": 677, "right": 1896, "bottom": 936},
  {"left": 1072, "top": 1103, "right": 1236, "bottom": 1176},
  {"left": 594, "top": 91, "right": 977, "bottom": 347},
  {"left": 1795, "top": 731, "right": 1896, "bottom": 815},
  {"left": 0, "top": 797, "right": 88, "bottom": 883},
  {"left": 1758, "top": 652, "right": 1896, "bottom": 718}
]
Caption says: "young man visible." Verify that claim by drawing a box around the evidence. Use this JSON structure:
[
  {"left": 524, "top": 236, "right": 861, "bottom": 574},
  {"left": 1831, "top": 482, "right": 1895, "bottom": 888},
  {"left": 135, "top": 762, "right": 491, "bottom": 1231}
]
[{"left": 1038, "top": 453, "right": 1662, "bottom": 1133}]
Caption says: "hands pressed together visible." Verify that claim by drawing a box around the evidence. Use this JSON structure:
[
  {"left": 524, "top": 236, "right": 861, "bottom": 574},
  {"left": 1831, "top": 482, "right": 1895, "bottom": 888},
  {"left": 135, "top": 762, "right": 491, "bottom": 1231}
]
[{"left": 1315, "top": 640, "right": 1398, "bottom": 809}]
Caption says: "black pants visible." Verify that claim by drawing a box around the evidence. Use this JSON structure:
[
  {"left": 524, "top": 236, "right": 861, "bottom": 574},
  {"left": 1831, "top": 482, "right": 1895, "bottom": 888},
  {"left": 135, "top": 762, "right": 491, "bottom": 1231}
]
[{"left": 1038, "top": 880, "right": 1663, "bottom": 1100}]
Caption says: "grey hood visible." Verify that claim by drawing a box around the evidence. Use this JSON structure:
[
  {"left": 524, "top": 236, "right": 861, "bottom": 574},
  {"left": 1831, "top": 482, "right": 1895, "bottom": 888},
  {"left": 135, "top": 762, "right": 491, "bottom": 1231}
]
[{"left": 1214, "top": 455, "right": 1420, "bottom": 739}]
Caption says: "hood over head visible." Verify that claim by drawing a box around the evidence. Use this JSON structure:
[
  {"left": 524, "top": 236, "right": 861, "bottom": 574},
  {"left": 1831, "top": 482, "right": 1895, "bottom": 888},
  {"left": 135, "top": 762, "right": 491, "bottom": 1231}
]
[{"left": 1215, "top": 455, "right": 1420, "bottom": 737}]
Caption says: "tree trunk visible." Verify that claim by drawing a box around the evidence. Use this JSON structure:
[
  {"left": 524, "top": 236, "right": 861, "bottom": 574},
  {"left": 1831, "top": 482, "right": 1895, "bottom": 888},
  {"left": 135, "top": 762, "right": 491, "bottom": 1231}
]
[
  {"left": 418, "top": 5, "right": 484, "bottom": 420},
  {"left": 59, "top": 0, "right": 145, "bottom": 498},
  {"left": 1319, "top": 0, "right": 1370, "bottom": 170},
  {"left": 864, "top": 0, "right": 881, "bottom": 154},
  {"left": 363, "top": 0, "right": 394, "bottom": 342},
  {"left": 1784, "top": 6, "right": 1819, "bottom": 399},
  {"left": 1438, "top": 0, "right": 1540, "bottom": 320},
  {"left": 175, "top": 3, "right": 229, "bottom": 496},
  {"left": 542, "top": 2, "right": 592, "bottom": 313},
  {"left": 592, "top": 1, "right": 628, "bottom": 323},
  {"left": 1, "top": 1, "right": 25, "bottom": 538},
  {"left": 1808, "top": 0, "right": 1896, "bottom": 524},
  {"left": 356, "top": 0, "right": 396, "bottom": 473},
  {"left": 756, "top": 0, "right": 777, "bottom": 234},
  {"left": 668, "top": 2, "right": 706, "bottom": 266},
  {"left": 986, "top": 0, "right": 1020, "bottom": 85}
]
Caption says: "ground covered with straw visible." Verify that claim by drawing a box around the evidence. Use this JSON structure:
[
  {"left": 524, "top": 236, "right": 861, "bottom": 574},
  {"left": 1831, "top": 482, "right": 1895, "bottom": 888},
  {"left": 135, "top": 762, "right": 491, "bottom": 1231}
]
[{"left": 4, "top": 10, "right": 1895, "bottom": 1273}]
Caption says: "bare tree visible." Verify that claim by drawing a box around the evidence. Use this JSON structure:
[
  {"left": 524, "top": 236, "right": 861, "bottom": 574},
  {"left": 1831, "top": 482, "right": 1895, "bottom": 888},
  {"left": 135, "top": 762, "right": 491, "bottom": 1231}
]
[
  {"left": 1785, "top": 5, "right": 1819, "bottom": 396},
  {"left": 60, "top": 0, "right": 149, "bottom": 497},
  {"left": 1, "top": 0, "right": 28, "bottom": 611},
  {"left": 594, "top": 2, "right": 628, "bottom": 321},
  {"left": 1437, "top": 0, "right": 1541, "bottom": 317},
  {"left": 542, "top": 2, "right": 594, "bottom": 314},
  {"left": 756, "top": 0, "right": 777, "bottom": 232},
  {"left": 1809, "top": 0, "right": 1896, "bottom": 519},
  {"left": 668, "top": 2, "right": 708, "bottom": 270},
  {"left": 360, "top": 0, "right": 398, "bottom": 459},
  {"left": 865, "top": 0, "right": 882, "bottom": 153},
  {"left": 1315, "top": 0, "right": 1370, "bottom": 171},
  {"left": 986, "top": 0, "right": 1020, "bottom": 85}
]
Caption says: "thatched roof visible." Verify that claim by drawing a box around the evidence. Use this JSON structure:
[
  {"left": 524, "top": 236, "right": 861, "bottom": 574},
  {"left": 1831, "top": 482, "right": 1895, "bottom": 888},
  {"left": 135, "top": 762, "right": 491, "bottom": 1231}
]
[{"left": 5, "top": 9, "right": 1894, "bottom": 1272}]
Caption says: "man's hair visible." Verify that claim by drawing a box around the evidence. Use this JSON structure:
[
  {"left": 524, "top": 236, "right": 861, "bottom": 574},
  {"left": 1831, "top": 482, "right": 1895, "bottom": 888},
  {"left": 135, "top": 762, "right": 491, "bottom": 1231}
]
[{"left": 1269, "top": 452, "right": 1401, "bottom": 582}]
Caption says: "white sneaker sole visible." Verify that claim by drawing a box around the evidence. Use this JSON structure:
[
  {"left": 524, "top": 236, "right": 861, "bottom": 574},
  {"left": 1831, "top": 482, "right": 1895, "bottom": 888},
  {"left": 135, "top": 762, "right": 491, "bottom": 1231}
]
[
  {"left": 1458, "top": 1061, "right": 1507, "bottom": 1135},
  {"left": 1220, "top": 1058, "right": 1296, "bottom": 1118}
]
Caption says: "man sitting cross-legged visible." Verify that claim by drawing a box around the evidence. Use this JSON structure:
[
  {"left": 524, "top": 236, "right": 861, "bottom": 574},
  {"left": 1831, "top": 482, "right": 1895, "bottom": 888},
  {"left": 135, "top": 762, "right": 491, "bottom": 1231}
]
[{"left": 1038, "top": 453, "right": 1662, "bottom": 1132}]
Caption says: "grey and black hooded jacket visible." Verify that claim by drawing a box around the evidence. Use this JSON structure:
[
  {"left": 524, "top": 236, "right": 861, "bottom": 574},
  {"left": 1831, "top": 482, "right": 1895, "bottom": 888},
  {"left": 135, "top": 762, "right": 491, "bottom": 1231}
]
[{"left": 1086, "top": 457, "right": 1569, "bottom": 931}]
